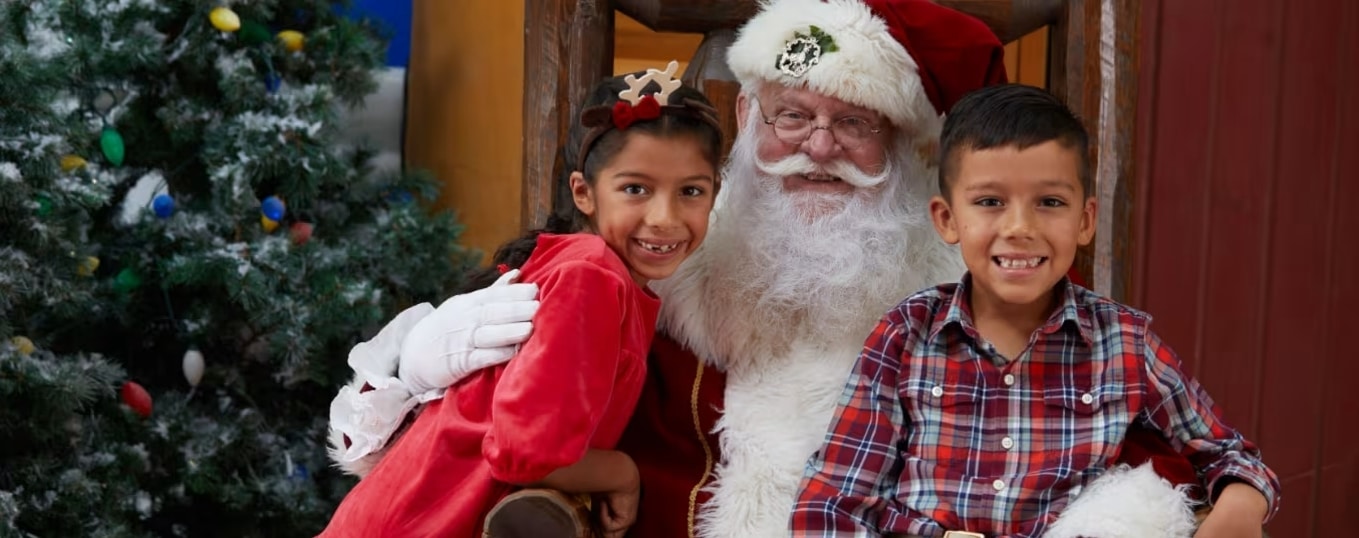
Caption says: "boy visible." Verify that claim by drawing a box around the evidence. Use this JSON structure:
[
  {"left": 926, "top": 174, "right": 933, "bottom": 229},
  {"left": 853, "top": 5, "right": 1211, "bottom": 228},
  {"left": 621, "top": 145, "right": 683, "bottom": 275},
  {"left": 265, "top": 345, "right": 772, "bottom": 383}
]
[{"left": 788, "top": 84, "right": 1279, "bottom": 538}]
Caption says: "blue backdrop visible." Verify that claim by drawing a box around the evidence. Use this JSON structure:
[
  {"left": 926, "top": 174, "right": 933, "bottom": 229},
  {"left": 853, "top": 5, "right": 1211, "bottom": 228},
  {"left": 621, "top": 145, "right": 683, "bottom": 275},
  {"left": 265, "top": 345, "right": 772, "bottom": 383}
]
[{"left": 343, "top": 0, "right": 411, "bottom": 68}]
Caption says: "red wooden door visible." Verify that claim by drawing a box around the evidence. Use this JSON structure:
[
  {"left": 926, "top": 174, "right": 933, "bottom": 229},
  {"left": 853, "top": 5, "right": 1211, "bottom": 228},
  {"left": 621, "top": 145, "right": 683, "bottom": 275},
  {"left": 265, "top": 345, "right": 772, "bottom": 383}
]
[{"left": 1134, "top": 0, "right": 1359, "bottom": 535}]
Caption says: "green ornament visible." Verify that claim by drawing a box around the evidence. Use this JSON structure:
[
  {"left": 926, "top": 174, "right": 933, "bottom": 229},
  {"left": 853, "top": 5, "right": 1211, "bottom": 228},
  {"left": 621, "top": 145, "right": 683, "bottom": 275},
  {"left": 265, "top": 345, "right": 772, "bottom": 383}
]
[
  {"left": 239, "top": 20, "right": 271, "bottom": 46},
  {"left": 100, "top": 126, "right": 125, "bottom": 167},
  {"left": 35, "top": 195, "right": 53, "bottom": 216},
  {"left": 114, "top": 267, "right": 142, "bottom": 293}
]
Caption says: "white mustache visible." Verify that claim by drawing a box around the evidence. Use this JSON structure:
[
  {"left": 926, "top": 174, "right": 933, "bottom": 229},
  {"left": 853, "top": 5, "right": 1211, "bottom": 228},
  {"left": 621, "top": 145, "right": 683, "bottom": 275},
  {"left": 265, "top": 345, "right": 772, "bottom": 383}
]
[{"left": 753, "top": 152, "right": 892, "bottom": 188}]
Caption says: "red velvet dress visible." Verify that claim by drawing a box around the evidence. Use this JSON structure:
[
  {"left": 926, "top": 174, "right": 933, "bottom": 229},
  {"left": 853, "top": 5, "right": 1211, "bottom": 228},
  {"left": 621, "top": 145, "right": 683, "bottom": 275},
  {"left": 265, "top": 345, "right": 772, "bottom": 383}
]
[
  {"left": 320, "top": 233, "right": 660, "bottom": 538},
  {"left": 616, "top": 267, "right": 1199, "bottom": 538}
]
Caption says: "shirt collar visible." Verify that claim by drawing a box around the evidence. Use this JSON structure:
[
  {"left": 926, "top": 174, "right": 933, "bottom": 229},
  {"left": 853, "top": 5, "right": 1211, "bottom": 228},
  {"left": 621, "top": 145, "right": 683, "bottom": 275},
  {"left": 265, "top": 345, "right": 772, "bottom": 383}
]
[{"left": 928, "top": 274, "right": 1096, "bottom": 349}]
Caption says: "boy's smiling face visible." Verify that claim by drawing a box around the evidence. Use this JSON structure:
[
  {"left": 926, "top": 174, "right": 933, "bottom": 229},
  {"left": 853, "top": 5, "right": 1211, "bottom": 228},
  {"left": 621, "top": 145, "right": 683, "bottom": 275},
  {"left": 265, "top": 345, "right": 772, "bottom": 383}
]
[{"left": 929, "top": 140, "right": 1096, "bottom": 315}]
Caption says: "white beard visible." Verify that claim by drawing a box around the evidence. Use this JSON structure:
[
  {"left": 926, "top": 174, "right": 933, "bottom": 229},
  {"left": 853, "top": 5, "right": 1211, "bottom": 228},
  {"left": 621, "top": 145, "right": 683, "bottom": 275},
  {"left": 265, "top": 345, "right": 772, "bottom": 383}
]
[{"left": 652, "top": 120, "right": 966, "bottom": 537}]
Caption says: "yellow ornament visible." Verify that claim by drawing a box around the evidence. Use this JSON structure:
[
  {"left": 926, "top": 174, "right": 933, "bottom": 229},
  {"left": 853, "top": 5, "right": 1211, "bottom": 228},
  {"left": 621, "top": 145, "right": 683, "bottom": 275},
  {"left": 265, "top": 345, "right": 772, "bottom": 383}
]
[
  {"left": 77, "top": 256, "right": 100, "bottom": 276},
  {"left": 209, "top": 7, "right": 241, "bottom": 32},
  {"left": 11, "top": 336, "right": 35, "bottom": 356},
  {"left": 60, "top": 154, "right": 87, "bottom": 172},
  {"left": 261, "top": 215, "right": 279, "bottom": 233},
  {"left": 276, "top": 30, "right": 305, "bottom": 52}
]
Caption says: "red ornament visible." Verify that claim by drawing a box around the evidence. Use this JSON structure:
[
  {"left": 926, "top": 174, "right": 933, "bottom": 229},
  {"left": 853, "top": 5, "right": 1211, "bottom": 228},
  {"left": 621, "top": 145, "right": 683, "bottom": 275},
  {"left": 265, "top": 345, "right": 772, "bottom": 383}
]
[
  {"left": 496, "top": 263, "right": 510, "bottom": 274},
  {"left": 120, "top": 381, "right": 153, "bottom": 418},
  {"left": 289, "top": 221, "right": 314, "bottom": 245}
]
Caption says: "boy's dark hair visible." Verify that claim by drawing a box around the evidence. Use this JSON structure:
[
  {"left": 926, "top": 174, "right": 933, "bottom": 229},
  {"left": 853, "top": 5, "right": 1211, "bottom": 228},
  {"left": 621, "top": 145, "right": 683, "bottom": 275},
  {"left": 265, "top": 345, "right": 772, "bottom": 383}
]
[
  {"left": 938, "top": 83, "right": 1091, "bottom": 198},
  {"left": 458, "top": 72, "right": 724, "bottom": 293}
]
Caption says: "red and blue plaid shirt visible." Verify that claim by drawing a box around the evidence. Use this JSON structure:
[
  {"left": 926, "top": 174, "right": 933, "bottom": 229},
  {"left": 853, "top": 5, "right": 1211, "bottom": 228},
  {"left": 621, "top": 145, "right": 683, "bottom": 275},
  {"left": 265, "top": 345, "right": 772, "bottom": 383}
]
[{"left": 790, "top": 277, "right": 1280, "bottom": 537}]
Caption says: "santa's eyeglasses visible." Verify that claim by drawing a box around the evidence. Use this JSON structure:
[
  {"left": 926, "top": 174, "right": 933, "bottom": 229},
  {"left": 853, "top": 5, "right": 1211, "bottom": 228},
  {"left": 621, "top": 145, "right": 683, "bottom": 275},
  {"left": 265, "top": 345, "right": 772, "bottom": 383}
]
[{"left": 756, "top": 102, "right": 884, "bottom": 150}]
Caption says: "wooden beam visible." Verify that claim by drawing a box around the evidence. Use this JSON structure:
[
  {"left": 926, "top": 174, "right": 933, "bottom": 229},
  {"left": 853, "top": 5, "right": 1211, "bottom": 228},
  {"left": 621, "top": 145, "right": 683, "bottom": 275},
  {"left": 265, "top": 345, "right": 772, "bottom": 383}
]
[
  {"left": 615, "top": 0, "right": 1061, "bottom": 44},
  {"left": 613, "top": 0, "right": 758, "bottom": 33},
  {"left": 521, "top": 0, "right": 614, "bottom": 231},
  {"left": 936, "top": 0, "right": 1064, "bottom": 43}
]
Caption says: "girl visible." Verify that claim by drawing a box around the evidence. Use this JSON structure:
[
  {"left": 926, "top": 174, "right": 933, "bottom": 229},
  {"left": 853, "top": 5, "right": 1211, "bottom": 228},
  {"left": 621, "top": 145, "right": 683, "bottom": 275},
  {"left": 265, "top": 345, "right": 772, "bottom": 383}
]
[{"left": 319, "top": 63, "right": 724, "bottom": 538}]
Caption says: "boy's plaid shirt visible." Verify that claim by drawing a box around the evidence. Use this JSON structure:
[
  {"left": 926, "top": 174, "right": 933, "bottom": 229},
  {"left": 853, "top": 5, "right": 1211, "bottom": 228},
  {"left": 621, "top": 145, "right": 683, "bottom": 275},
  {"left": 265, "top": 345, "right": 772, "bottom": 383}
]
[{"left": 790, "top": 277, "right": 1280, "bottom": 538}]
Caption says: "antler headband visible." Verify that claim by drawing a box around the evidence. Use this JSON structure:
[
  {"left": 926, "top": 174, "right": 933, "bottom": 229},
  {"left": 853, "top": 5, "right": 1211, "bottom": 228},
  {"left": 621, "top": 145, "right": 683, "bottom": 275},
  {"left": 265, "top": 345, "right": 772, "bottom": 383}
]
[{"left": 576, "top": 61, "right": 722, "bottom": 171}]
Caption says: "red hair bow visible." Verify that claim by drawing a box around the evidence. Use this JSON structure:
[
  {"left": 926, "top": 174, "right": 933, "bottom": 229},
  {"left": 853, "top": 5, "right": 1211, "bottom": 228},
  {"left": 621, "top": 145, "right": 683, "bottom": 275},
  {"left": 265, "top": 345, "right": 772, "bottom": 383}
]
[{"left": 611, "top": 95, "right": 661, "bottom": 130}]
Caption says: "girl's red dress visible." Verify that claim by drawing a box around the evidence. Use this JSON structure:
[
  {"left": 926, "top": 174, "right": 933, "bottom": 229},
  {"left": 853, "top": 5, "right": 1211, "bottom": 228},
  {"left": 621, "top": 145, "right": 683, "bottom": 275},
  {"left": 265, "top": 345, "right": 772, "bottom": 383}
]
[{"left": 319, "top": 233, "right": 660, "bottom": 537}]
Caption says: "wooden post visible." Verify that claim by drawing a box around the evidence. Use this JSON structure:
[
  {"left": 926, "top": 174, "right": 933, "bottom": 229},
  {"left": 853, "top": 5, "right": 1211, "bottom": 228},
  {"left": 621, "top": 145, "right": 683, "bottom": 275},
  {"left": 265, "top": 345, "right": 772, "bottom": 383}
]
[
  {"left": 521, "top": 0, "right": 614, "bottom": 231},
  {"left": 1048, "top": 0, "right": 1139, "bottom": 301}
]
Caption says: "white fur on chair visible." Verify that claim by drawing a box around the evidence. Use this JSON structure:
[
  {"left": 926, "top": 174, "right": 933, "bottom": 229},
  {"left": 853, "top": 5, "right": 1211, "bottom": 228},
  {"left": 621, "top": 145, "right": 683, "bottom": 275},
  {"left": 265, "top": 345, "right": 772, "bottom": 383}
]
[{"left": 1044, "top": 463, "right": 1199, "bottom": 538}]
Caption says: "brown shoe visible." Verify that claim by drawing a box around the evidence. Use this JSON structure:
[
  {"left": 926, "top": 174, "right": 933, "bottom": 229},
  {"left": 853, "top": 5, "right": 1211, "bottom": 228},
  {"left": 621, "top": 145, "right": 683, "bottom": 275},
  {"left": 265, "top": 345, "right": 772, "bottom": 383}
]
[{"left": 483, "top": 489, "right": 593, "bottom": 538}]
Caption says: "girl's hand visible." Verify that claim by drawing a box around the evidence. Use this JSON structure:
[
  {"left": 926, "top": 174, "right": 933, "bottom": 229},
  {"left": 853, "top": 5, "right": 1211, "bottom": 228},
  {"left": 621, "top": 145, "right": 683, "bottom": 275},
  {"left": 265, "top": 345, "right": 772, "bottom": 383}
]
[{"left": 595, "top": 466, "right": 641, "bottom": 538}]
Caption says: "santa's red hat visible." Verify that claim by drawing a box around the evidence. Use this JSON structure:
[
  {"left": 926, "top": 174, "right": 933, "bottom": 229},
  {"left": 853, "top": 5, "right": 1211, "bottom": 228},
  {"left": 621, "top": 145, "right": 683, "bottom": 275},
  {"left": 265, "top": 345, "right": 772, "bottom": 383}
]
[{"left": 726, "top": 0, "right": 1006, "bottom": 133}]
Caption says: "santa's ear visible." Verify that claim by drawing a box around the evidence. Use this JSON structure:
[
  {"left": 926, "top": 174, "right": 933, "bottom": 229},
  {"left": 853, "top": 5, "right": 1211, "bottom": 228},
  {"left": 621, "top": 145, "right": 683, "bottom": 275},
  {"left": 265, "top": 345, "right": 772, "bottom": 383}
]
[{"left": 929, "top": 195, "right": 959, "bottom": 244}]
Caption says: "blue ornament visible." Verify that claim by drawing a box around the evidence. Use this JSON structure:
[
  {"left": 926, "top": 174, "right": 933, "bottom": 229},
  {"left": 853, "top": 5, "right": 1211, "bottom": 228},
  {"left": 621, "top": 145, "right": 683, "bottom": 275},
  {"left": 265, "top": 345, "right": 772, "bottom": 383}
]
[
  {"left": 291, "top": 463, "right": 309, "bottom": 480},
  {"left": 152, "top": 193, "right": 175, "bottom": 219},
  {"left": 385, "top": 189, "right": 414, "bottom": 205},
  {"left": 265, "top": 73, "right": 282, "bottom": 94},
  {"left": 261, "top": 196, "right": 286, "bottom": 221}
]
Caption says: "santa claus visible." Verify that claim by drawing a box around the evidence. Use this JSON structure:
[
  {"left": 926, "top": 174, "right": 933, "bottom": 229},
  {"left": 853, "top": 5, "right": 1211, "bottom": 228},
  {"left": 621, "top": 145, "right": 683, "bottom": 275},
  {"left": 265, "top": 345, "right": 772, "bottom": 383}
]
[{"left": 327, "top": 0, "right": 1205, "bottom": 537}]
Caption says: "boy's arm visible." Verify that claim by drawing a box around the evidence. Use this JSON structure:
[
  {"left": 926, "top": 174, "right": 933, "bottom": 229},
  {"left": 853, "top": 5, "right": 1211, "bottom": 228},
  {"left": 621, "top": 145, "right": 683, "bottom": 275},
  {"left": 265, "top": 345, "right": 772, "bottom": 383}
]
[
  {"left": 1140, "top": 329, "right": 1281, "bottom": 522},
  {"left": 790, "top": 316, "right": 910, "bottom": 537}
]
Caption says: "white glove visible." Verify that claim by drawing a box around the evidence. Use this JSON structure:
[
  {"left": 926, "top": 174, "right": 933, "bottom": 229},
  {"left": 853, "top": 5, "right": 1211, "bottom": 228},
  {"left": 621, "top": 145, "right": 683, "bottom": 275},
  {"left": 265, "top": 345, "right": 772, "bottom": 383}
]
[
  {"left": 399, "top": 268, "right": 539, "bottom": 398},
  {"left": 328, "top": 303, "right": 434, "bottom": 477}
]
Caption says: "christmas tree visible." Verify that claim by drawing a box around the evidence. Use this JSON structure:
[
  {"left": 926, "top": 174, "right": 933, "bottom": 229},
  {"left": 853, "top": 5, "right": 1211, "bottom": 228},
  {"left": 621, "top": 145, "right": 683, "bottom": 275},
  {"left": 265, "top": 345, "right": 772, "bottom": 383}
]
[{"left": 0, "top": 1, "right": 476, "bottom": 536}]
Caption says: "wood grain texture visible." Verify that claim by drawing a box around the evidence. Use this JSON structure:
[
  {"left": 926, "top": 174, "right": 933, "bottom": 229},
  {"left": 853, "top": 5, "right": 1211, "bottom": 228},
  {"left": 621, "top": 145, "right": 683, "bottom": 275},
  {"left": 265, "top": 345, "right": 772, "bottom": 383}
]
[
  {"left": 1105, "top": 0, "right": 1139, "bottom": 304},
  {"left": 521, "top": 0, "right": 614, "bottom": 230}
]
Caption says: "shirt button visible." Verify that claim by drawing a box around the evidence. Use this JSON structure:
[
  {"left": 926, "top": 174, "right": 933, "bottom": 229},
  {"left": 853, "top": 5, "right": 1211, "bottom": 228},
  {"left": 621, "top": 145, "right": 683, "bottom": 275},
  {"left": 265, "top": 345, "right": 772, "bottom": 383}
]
[
  {"left": 931, "top": 386, "right": 944, "bottom": 398},
  {"left": 1001, "top": 436, "right": 1015, "bottom": 450},
  {"left": 992, "top": 479, "right": 1006, "bottom": 491},
  {"left": 1081, "top": 393, "right": 1095, "bottom": 405},
  {"left": 1003, "top": 374, "right": 1016, "bottom": 386}
]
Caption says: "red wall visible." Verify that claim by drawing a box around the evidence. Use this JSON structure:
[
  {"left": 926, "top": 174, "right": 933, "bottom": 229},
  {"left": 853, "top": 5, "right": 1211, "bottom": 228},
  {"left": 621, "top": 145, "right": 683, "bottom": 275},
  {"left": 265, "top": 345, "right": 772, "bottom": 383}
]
[{"left": 1134, "top": 0, "right": 1359, "bottom": 534}]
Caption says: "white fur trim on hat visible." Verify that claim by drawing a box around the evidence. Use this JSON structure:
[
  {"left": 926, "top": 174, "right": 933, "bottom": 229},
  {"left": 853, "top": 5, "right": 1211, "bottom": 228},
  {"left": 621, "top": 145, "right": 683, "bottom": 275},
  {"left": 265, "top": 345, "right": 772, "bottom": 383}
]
[
  {"left": 1044, "top": 463, "right": 1199, "bottom": 538},
  {"left": 727, "top": 0, "right": 940, "bottom": 133}
]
